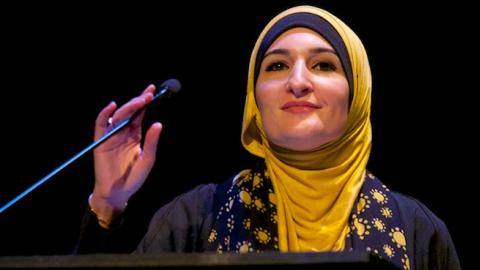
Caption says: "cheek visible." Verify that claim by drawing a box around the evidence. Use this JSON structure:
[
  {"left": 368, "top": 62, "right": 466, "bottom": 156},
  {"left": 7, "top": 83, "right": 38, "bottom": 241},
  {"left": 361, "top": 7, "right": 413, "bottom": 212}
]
[
  {"left": 315, "top": 79, "right": 349, "bottom": 109},
  {"left": 330, "top": 88, "right": 349, "bottom": 133},
  {"left": 255, "top": 81, "right": 279, "bottom": 113},
  {"left": 255, "top": 82, "right": 284, "bottom": 142},
  {"left": 331, "top": 92, "right": 349, "bottom": 115},
  {"left": 313, "top": 79, "right": 349, "bottom": 131}
]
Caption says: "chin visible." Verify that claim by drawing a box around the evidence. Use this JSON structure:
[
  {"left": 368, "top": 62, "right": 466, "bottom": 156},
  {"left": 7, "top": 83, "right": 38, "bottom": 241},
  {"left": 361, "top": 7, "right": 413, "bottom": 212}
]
[
  {"left": 282, "top": 129, "right": 342, "bottom": 151},
  {"left": 274, "top": 135, "right": 328, "bottom": 151},
  {"left": 265, "top": 124, "right": 337, "bottom": 151}
]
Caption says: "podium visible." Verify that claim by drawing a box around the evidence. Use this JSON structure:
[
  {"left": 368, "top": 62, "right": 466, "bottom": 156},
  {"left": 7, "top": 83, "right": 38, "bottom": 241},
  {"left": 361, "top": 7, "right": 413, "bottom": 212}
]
[{"left": 0, "top": 251, "right": 399, "bottom": 269}]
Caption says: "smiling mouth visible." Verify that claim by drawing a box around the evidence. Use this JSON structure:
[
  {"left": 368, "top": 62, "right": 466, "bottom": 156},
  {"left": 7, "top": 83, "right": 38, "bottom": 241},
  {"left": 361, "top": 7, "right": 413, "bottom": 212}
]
[{"left": 281, "top": 101, "right": 321, "bottom": 113}]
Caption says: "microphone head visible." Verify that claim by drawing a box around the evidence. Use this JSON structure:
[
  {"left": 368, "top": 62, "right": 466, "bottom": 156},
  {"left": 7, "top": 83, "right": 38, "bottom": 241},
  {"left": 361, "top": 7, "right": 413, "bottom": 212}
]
[{"left": 161, "top": 78, "right": 181, "bottom": 93}]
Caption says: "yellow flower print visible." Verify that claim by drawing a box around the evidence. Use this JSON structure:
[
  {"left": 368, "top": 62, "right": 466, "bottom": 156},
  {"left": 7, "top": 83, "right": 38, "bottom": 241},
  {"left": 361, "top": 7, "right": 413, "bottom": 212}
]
[
  {"left": 352, "top": 215, "right": 371, "bottom": 240},
  {"left": 270, "top": 212, "right": 278, "bottom": 224},
  {"left": 252, "top": 173, "right": 263, "bottom": 190},
  {"left": 370, "top": 189, "right": 388, "bottom": 205},
  {"left": 239, "top": 190, "right": 253, "bottom": 208},
  {"left": 254, "top": 227, "right": 271, "bottom": 244},
  {"left": 243, "top": 218, "right": 251, "bottom": 230},
  {"left": 254, "top": 197, "right": 266, "bottom": 212},
  {"left": 356, "top": 193, "right": 371, "bottom": 214},
  {"left": 268, "top": 189, "right": 277, "bottom": 206},
  {"left": 381, "top": 207, "right": 393, "bottom": 218},
  {"left": 372, "top": 218, "right": 386, "bottom": 232},
  {"left": 208, "top": 229, "right": 217, "bottom": 243},
  {"left": 389, "top": 227, "right": 407, "bottom": 250},
  {"left": 402, "top": 254, "right": 411, "bottom": 270},
  {"left": 383, "top": 244, "right": 395, "bottom": 258},
  {"left": 236, "top": 240, "right": 253, "bottom": 253}
]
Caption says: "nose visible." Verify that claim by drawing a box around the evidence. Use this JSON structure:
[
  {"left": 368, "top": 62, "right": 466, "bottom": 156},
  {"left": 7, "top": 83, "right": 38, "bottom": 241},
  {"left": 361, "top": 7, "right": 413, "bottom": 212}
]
[{"left": 287, "top": 61, "right": 313, "bottom": 97}]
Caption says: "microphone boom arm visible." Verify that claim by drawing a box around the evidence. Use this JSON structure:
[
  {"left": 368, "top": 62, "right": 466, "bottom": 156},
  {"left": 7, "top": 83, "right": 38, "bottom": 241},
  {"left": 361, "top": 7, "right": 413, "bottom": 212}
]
[{"left": 0, "top": 79, "right": 180, "bottom": 214}]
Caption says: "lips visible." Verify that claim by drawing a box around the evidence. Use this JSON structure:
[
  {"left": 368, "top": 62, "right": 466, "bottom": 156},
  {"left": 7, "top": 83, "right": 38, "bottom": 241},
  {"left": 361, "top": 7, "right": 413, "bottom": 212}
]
[{"left": 281, "top": 101, "right": 321, "bottom": 113}]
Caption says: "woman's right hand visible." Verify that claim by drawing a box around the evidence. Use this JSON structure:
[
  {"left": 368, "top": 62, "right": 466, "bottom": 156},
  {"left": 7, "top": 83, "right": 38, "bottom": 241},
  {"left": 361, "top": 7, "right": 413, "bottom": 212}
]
[{"left": 89, "top": 85, "right": 162, "bottom": 227}]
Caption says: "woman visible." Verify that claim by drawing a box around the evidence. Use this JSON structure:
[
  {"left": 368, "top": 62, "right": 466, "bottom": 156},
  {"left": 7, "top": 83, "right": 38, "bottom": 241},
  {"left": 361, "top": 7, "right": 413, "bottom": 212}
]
[{"left": 78, "top": 5, "right": 460, "bottom": 270}]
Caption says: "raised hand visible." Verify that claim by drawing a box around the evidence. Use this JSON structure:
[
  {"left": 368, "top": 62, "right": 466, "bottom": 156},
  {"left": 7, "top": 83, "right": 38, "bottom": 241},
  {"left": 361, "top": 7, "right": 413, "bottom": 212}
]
[{"left": 89, "top": 85, "right": 162, "bottom": 227}]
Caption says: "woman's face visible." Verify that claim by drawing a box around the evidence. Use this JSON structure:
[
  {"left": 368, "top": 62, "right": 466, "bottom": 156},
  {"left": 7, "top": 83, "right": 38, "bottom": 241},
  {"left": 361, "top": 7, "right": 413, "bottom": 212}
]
[{"left": 256, "top": 27, "right": 349, "bottom": 151}]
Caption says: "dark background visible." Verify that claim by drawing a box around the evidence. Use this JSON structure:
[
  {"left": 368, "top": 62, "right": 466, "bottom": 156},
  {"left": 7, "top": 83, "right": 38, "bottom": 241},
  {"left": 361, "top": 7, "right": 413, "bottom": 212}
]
[{"left": 0, "top": 1, "right": 473, "bottom": 268}]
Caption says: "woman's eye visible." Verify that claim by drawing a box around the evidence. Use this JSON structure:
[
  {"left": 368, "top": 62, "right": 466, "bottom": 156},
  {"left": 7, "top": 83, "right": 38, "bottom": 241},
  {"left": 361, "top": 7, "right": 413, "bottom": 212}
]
[
  {"left": 313, "top": 62, "right": 337, "bottom": 71},
  {"left": 266, "top": 62, "right": 288, "bottom": 72}
]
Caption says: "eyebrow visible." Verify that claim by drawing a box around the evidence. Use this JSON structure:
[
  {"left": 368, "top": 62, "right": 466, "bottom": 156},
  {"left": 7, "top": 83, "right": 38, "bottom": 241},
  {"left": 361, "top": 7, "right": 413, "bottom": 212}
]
[{"left": 263, "top": 47, "right": 338, "bottom": 59}]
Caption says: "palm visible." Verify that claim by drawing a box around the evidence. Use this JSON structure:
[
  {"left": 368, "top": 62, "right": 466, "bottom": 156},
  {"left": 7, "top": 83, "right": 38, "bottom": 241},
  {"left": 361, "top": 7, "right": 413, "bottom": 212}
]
[
  {"left": 91, "top": 85, "right": 162, "bottom": 210},
  {"left": 96, "top": 125, "right": 144, "bottom": 196}
]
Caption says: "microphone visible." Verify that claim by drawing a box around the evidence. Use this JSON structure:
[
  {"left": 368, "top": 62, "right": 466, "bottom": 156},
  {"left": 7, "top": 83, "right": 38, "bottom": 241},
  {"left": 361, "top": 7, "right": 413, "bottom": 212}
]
[
  {"left": 0, "top": 79, "right": 181, "bottom": 214},
  {"left": 160, "top": 78, "right": 181, "bottom": 94},
  {"left": 153, "top": 78, "right": 181, "bottom": 99},
  {"left": 120, "top": 79, "right": 181, "bottom": 125}
]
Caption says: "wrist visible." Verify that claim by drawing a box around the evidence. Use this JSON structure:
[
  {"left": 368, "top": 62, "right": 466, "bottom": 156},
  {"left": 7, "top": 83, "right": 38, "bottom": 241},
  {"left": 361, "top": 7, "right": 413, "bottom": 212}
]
[{"left": 88, "top": 193, "right": 128, "bottom": 229}]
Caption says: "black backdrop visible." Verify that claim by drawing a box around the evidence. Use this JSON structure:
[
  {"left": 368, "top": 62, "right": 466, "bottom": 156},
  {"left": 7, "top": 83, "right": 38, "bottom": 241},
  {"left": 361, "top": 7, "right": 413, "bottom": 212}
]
[{"left": 0, "top": 1, "right": 473, "bottom": 268}]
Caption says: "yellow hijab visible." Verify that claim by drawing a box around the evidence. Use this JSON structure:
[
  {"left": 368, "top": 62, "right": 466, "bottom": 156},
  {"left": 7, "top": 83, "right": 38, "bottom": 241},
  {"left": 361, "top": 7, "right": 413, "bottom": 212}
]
[{"left": 241, "top": 6, "right": 372, "bottom": 252}]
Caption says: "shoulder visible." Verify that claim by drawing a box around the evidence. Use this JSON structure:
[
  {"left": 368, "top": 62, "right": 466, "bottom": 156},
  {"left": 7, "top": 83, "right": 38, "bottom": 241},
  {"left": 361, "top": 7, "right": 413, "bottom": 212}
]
[
  {"left": 174, "top": 183, "right": 218, "bottom": 206},
  {"left": 391, "top": 192, "right": 442, "bottom": 224},
  {"left": 393, "top": 192, "right": 460, "bottom": 269},
  {"left": 150, "top": 183, "right": 217, "bottom": 221},
  {"left": 366, "top": 172, "right": 448, "bottom": 233},
  {"left": 369, "top": 174, "right": 460, "bottom": 269},
  {"left": 389, "top": 191, "right": 452, "bottom": 240}
]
